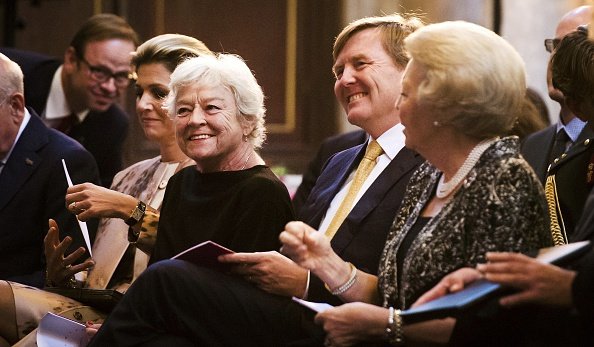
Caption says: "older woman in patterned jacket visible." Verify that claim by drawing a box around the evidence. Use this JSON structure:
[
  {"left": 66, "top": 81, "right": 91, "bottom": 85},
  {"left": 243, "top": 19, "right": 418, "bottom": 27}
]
[{"left": 280, "top": 21, "right": 552, "bottom": 346}]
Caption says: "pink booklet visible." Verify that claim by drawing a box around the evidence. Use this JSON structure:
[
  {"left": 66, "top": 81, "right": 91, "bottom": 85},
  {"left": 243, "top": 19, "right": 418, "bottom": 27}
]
[{"left": 171, "top": 241, "right": 235, "bottom": 271}]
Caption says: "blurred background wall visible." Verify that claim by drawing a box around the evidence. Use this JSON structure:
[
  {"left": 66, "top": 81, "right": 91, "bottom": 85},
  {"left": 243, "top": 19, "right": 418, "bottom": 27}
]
[{"left": 0, "top": 0, "right": 588, "bottom": 175}]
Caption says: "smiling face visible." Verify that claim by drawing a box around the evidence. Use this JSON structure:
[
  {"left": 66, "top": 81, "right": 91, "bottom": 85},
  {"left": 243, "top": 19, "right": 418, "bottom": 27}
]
[
  {"left": 134, "top": 63, "right": 175, "bottom": 144},
  {"left": 64, "top": 39, "right": 135, "bottom": 112},
  {"left": 397, "top": 60, "right": 438, "bottom": 155},
  {"left": 173, "top": 83, "right": 251, "bottom": 172},
  {"left": 332, "top": 28, "right": 404, "bottom": 138}
]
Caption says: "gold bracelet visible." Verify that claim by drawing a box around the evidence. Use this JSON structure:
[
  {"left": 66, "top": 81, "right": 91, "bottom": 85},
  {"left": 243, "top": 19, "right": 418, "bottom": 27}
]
[
  {"left": 44, "top": 269, "right": 77, "bottom": 288},
  {"left": 324, "top": 262, "right": 357, "bottom": 295}
]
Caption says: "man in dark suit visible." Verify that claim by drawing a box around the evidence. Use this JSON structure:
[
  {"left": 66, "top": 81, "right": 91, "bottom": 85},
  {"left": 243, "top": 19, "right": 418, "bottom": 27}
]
[
  {"left": 0, "top": 53, "right": 100, "bottom": 288},
  {"left": 521, "top": 6, "right": 594, "bottom": 241},
  {"left": 1, "top": 14, "right": 139, "bottom": 188},
  {"left": 88, "top": 14, "right": 425, "bottom": 346},
  {"left": 292, "top": 129, "right": 367, "bottom": 214}
]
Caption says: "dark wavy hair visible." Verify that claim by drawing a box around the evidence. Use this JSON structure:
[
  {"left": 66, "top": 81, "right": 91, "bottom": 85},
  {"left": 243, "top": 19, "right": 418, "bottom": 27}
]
[{"left": 552, "top": 26, "right": 594, "bottom": 103}]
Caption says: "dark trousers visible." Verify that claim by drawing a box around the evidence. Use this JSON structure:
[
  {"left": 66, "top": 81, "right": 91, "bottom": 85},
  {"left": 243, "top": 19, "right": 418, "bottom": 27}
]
[{"left": 89, "top": 259, "right": 325, "bottom": 346}]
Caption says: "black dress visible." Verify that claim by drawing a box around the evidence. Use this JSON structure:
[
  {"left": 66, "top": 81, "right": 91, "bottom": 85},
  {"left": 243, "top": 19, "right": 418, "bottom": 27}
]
[{"left": 150, "top": 165, "right": 295, "bottom": 262}]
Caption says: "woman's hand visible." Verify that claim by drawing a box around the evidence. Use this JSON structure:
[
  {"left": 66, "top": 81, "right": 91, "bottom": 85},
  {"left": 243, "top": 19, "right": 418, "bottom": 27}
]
[
  {"left": 413, "top": 267, "right": 483, "bottom": 307},
  {"left": 65, "top": 183, "right": 138, "bottom": 221},
  {"left": 279, "top": 221, "right": 335, "bottom": 272},
  {"left": 315, "top": 302, "right": 387, "bottom": 347},
  {"left": 44, "top": 219, "right": 94, "bottom": 286},
  {"left": 85, "top": 322, "right": 102, "bottom": 341}
]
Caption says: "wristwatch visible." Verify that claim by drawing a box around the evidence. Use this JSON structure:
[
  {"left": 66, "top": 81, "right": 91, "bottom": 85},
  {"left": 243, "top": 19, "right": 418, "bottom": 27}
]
[{"left": 125, "top": 200, "right": 146, "bottom": 226}]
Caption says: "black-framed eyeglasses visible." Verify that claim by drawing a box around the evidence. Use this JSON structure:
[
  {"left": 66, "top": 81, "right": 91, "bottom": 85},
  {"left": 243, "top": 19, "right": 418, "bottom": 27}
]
[
  {"left": 78, "top": 56, "right": 132, "bottom": 87},
  {"left": 544, "top": 38, "right": 560, "bottom": 53}
]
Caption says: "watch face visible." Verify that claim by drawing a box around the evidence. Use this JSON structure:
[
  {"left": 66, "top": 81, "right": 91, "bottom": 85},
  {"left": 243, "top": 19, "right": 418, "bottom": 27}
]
[{"left": 131, "top": 208, "right": 143, "bottom": 221}]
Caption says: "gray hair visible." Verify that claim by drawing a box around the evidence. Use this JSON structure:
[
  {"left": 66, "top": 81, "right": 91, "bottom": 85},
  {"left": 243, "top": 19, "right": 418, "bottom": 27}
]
[
  {"left": 0, "top": 53, "right": 24, "bottom": 101},
  {"left": 165, "top": 54, "right": 266, "bottom": 148},
  {"left": 404, "top": 21, "right": 526, "bottom": 138}
]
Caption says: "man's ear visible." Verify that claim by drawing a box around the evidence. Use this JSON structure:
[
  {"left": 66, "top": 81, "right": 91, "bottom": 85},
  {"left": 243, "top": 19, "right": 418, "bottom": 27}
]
[
  {"left": 63, "top": 47, "right": 78, "bottom": 73},
  {"left": 8, "top": 93, "right": 25, "bottom": 123}
]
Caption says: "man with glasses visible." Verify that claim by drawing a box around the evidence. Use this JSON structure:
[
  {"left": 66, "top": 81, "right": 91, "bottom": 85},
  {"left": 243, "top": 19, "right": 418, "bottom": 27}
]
[
  {"left": 521, "top": 5, "right": 594, "bottom": 240},
  {"left": 1, "top": 13, "right": 139, "bottom": 188}
]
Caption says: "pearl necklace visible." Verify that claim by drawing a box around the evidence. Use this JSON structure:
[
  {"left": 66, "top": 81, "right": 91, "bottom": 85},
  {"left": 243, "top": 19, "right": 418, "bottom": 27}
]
[{"left": 435, "top": 137, "right": 498, "bottom": 199}]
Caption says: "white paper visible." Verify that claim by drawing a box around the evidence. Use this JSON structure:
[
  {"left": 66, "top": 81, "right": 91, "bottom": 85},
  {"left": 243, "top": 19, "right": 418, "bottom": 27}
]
[
  {"left": 61, "top": 159, "right": 93, "bottom": 257},
  {"left": 292, "top": 296, "right": 334, "bottom": 313},
  {"left": 37, "top": 312, "right": 88, "bottom": 347}
]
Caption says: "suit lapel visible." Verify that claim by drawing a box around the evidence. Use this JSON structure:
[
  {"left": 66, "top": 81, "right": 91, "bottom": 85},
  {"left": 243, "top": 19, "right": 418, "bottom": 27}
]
[
  {"left": 0, "top": 115, "right": 47, "bottom": 211},
  {"left": 299, "top": 144, "right": 365, "bottom": 227},
  {"left": 331, "top": 147, "right": 421, "bottom": 253}
]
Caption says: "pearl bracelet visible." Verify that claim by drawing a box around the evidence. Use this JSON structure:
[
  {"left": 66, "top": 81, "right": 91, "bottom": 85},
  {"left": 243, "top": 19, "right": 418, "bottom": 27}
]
[
  {"left": 324, "top": 262, "right": 357, "bottom": 295},
  {"left": 386, "top": 306, "right": 405, "bottom": 346}
]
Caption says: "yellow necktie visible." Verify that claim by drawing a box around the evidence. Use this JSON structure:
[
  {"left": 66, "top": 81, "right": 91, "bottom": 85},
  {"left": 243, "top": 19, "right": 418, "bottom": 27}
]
[{"left": 324, "top": 140, "right": 384, "bottom": 239}]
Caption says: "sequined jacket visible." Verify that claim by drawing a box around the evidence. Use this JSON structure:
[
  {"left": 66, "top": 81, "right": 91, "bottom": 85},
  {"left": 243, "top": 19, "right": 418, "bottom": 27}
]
[{"left": 378, "top": 136, "right": 552, "bottom": 309}]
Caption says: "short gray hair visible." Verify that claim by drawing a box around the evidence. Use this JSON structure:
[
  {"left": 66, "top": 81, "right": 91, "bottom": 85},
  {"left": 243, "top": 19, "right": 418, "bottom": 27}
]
[
  {"left": 0, "top": 53, "right": 24, "bottom": 101},
  {"left": 165, "top": 54, "right": 267, "bottom": 148},
  {"left": 404, "top": 21, "right": 526, "bottom": 138}
]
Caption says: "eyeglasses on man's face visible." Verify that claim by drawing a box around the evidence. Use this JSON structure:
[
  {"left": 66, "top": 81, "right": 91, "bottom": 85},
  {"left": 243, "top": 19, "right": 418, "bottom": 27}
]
[
  {"left": 545, "top": 26, "right": 589, "bottom": 53},
  {"left": 544, "top": 38, "right": 560, "bottom": 53},
  {"left": 78, "top": 56, "right": 132, "bottom": 87}
]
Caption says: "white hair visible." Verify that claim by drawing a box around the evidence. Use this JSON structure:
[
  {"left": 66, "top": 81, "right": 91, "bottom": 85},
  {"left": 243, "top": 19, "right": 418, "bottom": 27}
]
[{"left": 165, "top": 54, "right": 267, "bottom": 148}]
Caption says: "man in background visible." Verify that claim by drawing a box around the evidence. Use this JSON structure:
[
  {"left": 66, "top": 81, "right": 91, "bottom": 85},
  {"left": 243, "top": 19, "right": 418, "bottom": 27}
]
[
  {"left": 0, "top": 53, "right": 99, "bottom": 287},
  {"left": 521, "top": 5, "right": 594, "bottom": 241},
  {"left": 1, "top": 13, "right": 139, "bottom": 188}
]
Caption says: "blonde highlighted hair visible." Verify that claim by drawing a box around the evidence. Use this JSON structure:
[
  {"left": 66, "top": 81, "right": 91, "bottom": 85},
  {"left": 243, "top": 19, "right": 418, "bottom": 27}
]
[{"left": 404, "top": 21, "right": 526, "bottom": 138}]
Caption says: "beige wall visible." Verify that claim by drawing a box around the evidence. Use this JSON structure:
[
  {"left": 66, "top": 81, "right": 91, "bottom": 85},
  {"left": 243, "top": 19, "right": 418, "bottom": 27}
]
[{"left": 502, "top": 0, "right": 586, "bottom": 123}]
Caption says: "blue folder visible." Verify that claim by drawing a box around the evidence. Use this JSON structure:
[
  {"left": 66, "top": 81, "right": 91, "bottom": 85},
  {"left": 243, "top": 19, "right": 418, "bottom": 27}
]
[{"left": 400, "top": 241, "right": 591, "bottom": 323}]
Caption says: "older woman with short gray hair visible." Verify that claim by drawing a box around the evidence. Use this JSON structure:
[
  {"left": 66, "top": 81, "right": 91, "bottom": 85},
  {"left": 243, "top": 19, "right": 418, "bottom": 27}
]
[{"left": 149, "top": 53, "right": 293, "bottom": 261}]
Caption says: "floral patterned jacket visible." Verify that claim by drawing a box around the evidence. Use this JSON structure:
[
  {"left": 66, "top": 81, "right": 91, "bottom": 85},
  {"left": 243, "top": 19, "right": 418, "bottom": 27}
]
[{"left": 378, "top": 136, "right": 552, "bottom": 309}]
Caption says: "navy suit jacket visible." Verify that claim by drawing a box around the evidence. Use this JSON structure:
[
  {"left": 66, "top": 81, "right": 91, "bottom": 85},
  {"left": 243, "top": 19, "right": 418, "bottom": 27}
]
[
  {"left": 0, "top": 47, "right": 129, "bottom": 188},
  {"left": 521, "top": 123, "right": 594, "bottom": 183},
  {"left": 0, "top": 111, "right": 100, "bottom": 287},
  {"left": 522, "top": 124, "right": 594, "bottom": 239},
  {"left": 293, "top": 130, "right": 368, "bottom": 214},
  {"left": 298, "top": 143, "right": 423, "bottom": 305}
]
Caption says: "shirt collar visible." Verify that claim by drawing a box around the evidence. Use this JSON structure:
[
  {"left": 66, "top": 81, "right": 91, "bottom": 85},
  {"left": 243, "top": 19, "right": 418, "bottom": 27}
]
[
  {"left": 371, "top": 123, "right": 405, "bottom": 161},
  {"left": 2, "top": 108, "right": 32, "bottom": 165},
  {"left": 557, "top": 116, "right": 587, "bottom": 143},
  {"left": 44, "top": 65, "right": 89, "bottom": 122}
]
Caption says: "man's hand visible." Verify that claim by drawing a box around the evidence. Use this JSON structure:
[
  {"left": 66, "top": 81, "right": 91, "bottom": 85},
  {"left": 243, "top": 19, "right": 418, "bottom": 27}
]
[
  {"left": 478, "top": 252, "right": 576, "bottom": 308},
  {"left": 219, "top": 251, "right": 308, "bottom": 297}
]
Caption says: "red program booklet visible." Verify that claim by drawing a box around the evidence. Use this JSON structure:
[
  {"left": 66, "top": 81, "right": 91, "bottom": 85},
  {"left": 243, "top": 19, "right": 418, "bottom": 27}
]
[{"left": 171, "top": 241, "right": 235, "bottom": 271}]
